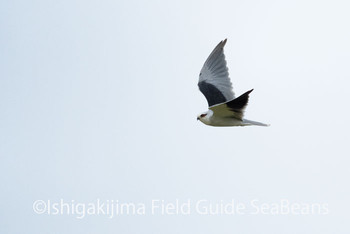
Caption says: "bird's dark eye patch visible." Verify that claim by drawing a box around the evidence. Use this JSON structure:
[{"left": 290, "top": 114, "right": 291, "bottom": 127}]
[{"left": 200, "top": 114, "right": 207, "bottom": 118}]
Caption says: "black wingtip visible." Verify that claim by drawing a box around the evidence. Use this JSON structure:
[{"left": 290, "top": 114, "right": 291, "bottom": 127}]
[
  {"left": 247, "top": 88, "right": 254, "bottom": 94},
  {"left": 222, "top": 38, "right": 227, "bottom": 46},
  {"left": 216, "top": 39, "right": 227, "bottom": 49},
  {"left": 226, "top": 89, "right": 254, "bottom": 112}
]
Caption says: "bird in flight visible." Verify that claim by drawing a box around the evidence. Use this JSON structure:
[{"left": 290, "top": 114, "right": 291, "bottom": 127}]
[{"left": 197, "top": 39, "right": 268, "bottom": 127}]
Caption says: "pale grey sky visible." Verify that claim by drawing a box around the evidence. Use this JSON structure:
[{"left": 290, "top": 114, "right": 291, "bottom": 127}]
[{"left": 1, "top": 0, "right": 350, "bottom": 233}]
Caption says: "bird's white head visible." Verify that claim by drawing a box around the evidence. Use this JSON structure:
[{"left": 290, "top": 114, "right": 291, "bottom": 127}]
[{"left": 197, "top": 110, "right": 212, "bottom": 125}]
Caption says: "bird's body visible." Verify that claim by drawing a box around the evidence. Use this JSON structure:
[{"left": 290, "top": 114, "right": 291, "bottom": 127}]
[
  {"left": 197, "top": 39, "right": 268, "bottom": 127},
  {"left": 198, "top": 110, "right": 243, "bottom": 126},
  {"left": 199, "top": 111, "right": 268, "bottom": 127}
]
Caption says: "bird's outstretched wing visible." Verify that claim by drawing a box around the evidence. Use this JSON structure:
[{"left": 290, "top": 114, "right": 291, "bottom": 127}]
[
  {"left": 210, "top": 89, "right": 253, "bottom": 120},
  {"left": 198, "top": 39, "right": 235, "bottom": 107}
]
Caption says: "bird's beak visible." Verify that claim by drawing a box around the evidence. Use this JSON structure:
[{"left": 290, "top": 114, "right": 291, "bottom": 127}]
[{"left": 197, "top": 117, "right": 200, "bottom": 121}]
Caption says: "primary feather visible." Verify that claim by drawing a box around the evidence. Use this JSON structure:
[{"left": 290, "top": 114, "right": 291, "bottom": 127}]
[{"left": 198, "top": 39, "right": 234, "bottom": 107}]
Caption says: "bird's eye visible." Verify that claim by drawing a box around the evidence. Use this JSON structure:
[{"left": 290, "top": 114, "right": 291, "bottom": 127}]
[{"left": 200, "top": 114, "right": 207, "bottom": 118}]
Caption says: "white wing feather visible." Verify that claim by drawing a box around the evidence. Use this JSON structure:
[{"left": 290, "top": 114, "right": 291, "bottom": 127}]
[{"left": 198, "top": 39, "right": 235, "bottom": 103}]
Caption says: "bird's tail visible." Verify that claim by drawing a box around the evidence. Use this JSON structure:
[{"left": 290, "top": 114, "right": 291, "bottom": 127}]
[{"left": 242, "top": 119, "right": 270, "bottom": 127}]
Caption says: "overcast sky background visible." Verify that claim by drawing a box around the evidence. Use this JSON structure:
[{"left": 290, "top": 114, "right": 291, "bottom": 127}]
[{"left": 1, "top": 0, "right": 350, "bottom": 233}]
